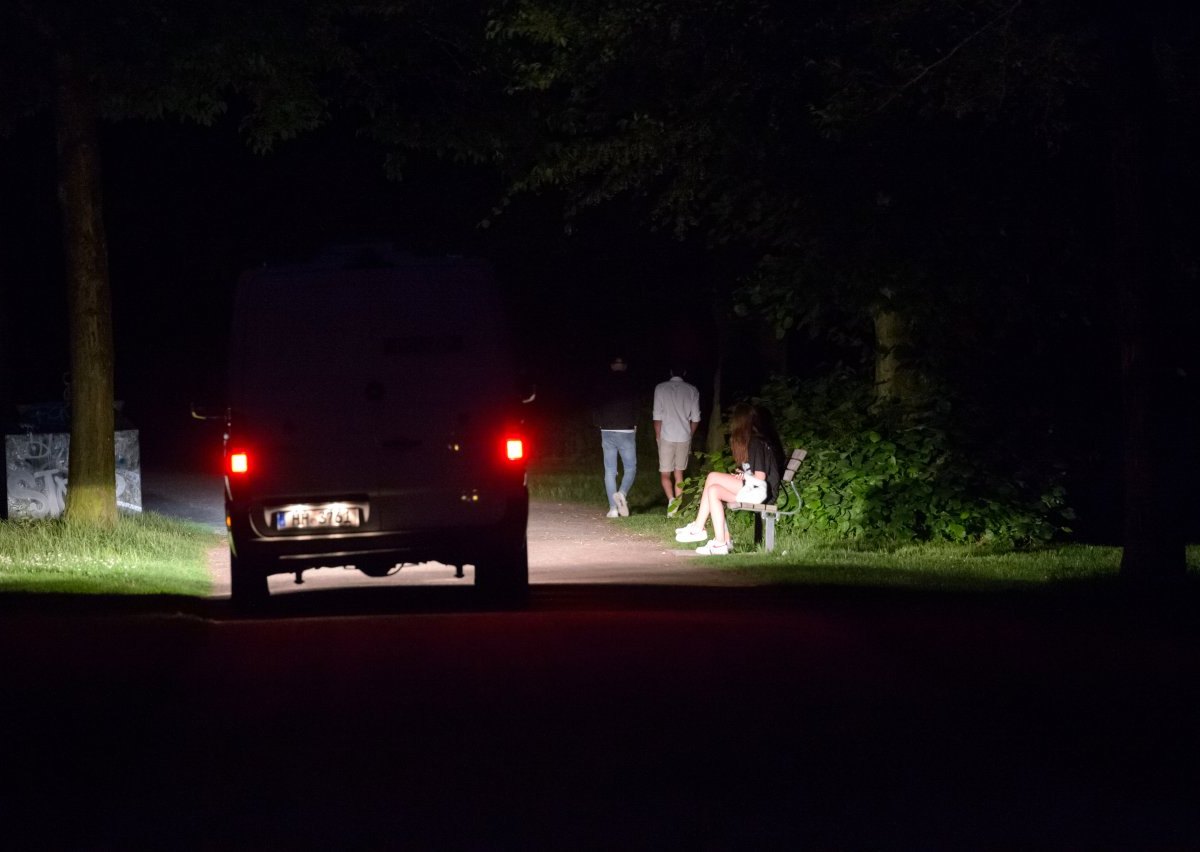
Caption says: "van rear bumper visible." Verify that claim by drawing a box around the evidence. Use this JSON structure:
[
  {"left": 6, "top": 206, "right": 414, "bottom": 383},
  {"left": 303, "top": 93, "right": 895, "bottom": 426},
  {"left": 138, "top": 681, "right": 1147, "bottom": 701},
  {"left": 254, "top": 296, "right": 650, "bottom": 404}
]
[{"left": 228, "top": 491, "right": 528, "bottom": 576}]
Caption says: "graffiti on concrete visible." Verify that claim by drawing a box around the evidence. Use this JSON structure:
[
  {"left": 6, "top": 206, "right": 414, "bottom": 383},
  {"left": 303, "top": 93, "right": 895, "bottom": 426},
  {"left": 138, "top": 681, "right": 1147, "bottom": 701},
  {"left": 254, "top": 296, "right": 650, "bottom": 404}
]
[{"left": 5, "top": 429, "right": 142, "bottom": 519}]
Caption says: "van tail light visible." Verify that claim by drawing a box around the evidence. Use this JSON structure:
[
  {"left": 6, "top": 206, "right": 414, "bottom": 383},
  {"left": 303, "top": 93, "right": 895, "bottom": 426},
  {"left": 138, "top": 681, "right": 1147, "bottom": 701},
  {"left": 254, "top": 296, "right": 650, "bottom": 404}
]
[
  {"left": 505, "top": 436, "right": 525, "bottom": 462},
  {"left": 227, "top": 450, "right": 250, "bottom": 475}
]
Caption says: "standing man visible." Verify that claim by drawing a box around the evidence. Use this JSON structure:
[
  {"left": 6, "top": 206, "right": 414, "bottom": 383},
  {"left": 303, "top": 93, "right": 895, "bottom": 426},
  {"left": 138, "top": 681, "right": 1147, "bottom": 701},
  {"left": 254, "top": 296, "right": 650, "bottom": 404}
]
[
  {"left": 592, "top": 355, "right": 638, "bottom": 518},
  {"left": 653, "top": 365, "right": 701, "bottom": 516}
]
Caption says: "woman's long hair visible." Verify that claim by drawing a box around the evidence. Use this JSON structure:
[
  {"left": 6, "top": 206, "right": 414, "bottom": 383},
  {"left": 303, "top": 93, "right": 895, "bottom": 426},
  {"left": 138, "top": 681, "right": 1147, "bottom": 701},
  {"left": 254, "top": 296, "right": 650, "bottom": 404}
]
[
  {"left": 728, "top": 402, "right": 757, "bottom": 466},
  {"left": 729, "top": 402, "right": 783, "bottom": 467}
]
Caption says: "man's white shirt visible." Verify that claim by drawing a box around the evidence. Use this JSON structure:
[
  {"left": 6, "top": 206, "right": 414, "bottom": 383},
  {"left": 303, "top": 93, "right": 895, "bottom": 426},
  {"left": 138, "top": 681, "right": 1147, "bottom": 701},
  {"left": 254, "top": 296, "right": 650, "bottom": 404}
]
[{"left": 653, "top": 376, "right": 701, "bottom": 442}]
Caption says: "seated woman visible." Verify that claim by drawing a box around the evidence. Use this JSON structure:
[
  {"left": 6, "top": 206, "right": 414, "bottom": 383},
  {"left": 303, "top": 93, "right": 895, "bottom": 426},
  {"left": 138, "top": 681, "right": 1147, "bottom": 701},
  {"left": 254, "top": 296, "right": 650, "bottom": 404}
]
[{"left": 675, "top": 402, "right": 785, "bottom": 555}]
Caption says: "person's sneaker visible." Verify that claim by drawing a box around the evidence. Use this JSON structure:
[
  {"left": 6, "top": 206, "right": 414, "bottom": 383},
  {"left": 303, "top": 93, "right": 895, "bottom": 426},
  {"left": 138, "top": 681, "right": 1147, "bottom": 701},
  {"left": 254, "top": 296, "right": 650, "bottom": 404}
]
[
  {"left": 606, "top": 508, "right": 619, "bottom": 519},
  {"left": 675, "top": 526, "right": 708, "bottom": 543},
  {"left": 613, "top": 491, "right": 629, "bottom": 517},
  {"left": 695, "top": 540, "right": 730, "bottom": 555},
  {"left": 675, "top": 521, "right": 701, "bottom": 535},
  {"left": 666, "top": 496, "right": 682, "bottom": 517}
]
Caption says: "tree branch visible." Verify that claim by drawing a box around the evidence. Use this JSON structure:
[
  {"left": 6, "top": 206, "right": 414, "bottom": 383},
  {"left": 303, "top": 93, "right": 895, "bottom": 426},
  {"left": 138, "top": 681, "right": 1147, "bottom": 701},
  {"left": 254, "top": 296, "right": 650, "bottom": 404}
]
[{"left": 876, "top": 0, "right": 1024, "bottom": 113}]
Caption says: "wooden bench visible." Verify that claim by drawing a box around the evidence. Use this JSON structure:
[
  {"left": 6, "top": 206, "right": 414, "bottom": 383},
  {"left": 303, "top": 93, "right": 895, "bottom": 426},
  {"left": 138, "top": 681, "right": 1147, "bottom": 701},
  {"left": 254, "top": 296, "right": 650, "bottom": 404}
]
[{"left": 729, "top": 448, "right": 807, "bottom": 552}]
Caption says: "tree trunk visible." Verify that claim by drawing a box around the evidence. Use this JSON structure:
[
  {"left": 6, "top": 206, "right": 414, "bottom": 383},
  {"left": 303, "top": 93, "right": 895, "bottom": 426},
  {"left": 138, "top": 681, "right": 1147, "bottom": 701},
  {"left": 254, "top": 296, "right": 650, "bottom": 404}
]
[
  {"left": 705, "top": 290, "right": 731, "bottom": 457},
  {"left": 54, "top": 48, "right": 117, "bottom": 526},
  {"left": 706, "top": 359, "right": 724, "bottom": 457},
  {"left": 1102, "top": 3, "right": 1186, "bottom": 580},
  {"left": 757, "top": 320, "right": 788, "bottom": 378},
  {"left": 872, "top": 307, "right": 919, "bottom": 407},
  {"left": 0, "top": 280, "right": 8, "bottom": 414}
]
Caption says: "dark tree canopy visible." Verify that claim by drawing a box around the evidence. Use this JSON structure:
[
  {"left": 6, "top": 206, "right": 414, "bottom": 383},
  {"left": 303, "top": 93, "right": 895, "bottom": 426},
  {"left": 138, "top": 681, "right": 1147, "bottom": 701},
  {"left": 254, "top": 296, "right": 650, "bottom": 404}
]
[
  {"left": 1, "top": 0, "right": 1195, "bottom": 571},
  {"left": 479, "top": 0, "right": 1198, "bottom": 571}
]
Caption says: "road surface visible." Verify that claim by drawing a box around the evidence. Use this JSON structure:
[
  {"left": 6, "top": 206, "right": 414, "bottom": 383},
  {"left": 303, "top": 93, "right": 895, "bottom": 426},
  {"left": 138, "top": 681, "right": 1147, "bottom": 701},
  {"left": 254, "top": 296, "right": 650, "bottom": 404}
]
[
  {"left": 0, "top": 468, "right": 1195, "bottom": 848},
  {"left": 142, "top": 468, "right": 762, "bottom": 595}
]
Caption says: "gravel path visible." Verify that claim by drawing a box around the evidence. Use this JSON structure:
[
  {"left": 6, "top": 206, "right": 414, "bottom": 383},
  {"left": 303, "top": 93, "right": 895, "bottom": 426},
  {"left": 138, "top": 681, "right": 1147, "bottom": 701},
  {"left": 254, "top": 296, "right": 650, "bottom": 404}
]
[
  {"left": 194, "top": 497, "right": 754, "bottom": 598},
  {"left": 142, "top": 467, "right": 752, "bottom": 594},
  {"left": 526, "top": 500, "right": 755, "bottom": 585}
]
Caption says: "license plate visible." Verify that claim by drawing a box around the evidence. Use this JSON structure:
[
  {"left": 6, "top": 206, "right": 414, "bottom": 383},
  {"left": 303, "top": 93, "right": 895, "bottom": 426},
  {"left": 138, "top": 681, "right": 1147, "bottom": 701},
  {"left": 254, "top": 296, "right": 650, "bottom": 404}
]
[{"left": 274, "top": 504, "right": 362, "bottom": 531}]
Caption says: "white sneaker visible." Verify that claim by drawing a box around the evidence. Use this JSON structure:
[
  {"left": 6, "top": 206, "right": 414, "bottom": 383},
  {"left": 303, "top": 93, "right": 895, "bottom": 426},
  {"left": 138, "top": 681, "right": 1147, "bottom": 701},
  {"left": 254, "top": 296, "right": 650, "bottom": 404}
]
[
  {"left": 675, "top": 521, "right": 701, "bottom": 535},
  {"left": 606, "top": 509, "right": 619, "bottom": 518},
  {"left": 613, "top": 491, "right": 629, "bottom": 517},
  {"left": 675, "top": 527, "right": 708, "bottom": 543},
  {"left": 695, "top": 540, "right": 730, "bottom": 555}
]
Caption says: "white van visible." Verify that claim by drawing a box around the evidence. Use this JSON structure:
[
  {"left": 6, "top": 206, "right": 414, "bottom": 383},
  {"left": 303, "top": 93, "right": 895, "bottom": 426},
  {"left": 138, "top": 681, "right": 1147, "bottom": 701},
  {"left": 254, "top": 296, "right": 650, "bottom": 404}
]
[{"left": 223, "top": 246, "right": 529, "bottom": 604}]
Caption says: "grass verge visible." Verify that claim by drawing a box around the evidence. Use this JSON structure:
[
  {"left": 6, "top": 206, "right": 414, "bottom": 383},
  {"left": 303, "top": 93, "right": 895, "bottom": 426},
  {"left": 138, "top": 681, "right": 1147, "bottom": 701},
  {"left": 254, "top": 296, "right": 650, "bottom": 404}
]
[
  {"left": 0, "top": 512, "right": 219, "bottom": 596},
  {"left": 529, "top": 468, "right": 1200, "bottom": 591}
]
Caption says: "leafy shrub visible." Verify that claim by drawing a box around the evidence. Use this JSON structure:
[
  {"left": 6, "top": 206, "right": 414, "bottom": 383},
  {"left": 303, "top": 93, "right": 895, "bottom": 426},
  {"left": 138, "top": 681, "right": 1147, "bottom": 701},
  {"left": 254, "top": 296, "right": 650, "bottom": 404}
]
[{"left": 682, "top": 371, "right": 1073, "bottom": 548}]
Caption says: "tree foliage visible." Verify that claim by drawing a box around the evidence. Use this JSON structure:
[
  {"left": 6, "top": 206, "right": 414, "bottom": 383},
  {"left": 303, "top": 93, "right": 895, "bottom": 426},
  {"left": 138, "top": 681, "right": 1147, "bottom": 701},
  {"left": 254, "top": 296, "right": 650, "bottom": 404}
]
[
  {"left": 0, "top": 0, "right": 397, "bottom": 522},
  {"left": 484, "top": 0, "right": 1106, "bottom": 396},
  {"left": 765, "top": 373, "right": 1070, "bottom": 547},
  {"left": 485, "top": 0, "right": 1093, "bottom": 244},
  {"left": 3, "top": 1, "right": 364, "bottom": 146},
  {"left": 488, "top": 0, "right": 1198, "bottom": 568}
]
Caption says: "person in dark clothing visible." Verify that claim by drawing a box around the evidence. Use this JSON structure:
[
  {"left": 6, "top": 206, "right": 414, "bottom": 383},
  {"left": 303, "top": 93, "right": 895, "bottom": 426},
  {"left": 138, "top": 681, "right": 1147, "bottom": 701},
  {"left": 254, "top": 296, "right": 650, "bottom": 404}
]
[
  {"left": 674, "top": 402, "right": 785, "bottom": 554},
  {"left": 591, "top": 356, "right": 639, "bottom": 517}
]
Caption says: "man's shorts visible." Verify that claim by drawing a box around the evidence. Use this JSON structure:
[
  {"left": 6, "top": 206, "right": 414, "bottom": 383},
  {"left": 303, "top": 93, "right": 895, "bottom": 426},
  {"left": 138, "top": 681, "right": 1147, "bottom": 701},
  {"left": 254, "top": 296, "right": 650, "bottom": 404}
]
[{"left": 658, "top": 440, "right": 692, "bottom": 473}]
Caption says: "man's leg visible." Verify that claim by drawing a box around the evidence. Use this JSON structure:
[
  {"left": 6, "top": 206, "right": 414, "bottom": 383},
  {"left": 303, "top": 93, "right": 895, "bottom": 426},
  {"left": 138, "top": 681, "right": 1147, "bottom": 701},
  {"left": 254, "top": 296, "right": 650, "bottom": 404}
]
[
  {"left": 616, "top": 431, "right": 637, "bottom": 501},
  {"left": 601, "top": 431, "right": 619, "bottom": 512},
  {"left": 674, "top": 441, "right": 692, "bottom": 499},
  {"left": 658, "top": 439, "right": 676, "bottom": 503},
  {"left": 664, "top": 469, "right": 685, "bottom": 517},
  {"left": 660, "top": 472, "right": 675, "bottom": 502},
  {"left": 666, "top": 442, "right": 688, "bottom": 513}
]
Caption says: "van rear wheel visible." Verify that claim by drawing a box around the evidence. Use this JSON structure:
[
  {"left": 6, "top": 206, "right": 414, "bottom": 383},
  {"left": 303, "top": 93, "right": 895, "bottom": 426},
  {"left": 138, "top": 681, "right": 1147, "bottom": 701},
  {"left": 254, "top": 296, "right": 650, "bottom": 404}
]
[
  {"left": 230, "top": 551, "right": 270, "bottom": 607},
  {"left": 475, "top": 541, "right": 529, "bottom": 607}
]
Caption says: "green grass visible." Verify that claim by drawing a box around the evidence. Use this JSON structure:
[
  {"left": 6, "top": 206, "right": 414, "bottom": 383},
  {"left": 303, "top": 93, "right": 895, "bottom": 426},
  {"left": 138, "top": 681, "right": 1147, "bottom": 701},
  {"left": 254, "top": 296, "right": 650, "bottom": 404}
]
[
  {"left": 529, "top": 470, "right": 612, "bottom": 505},
  {"left": 529, "top": 468, "right": 1200, "bottom": 591},
  {"left": 3, "top": 470, "right": 1194, "bottom": 597},
  {"left": 0, "top": 512, "right": 219, "bottom": 596}
]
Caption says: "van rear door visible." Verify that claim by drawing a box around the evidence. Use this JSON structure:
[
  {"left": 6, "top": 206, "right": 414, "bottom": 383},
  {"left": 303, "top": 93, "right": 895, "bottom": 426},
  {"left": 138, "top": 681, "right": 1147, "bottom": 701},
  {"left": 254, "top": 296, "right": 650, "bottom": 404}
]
[{"left": 229, "top": 260, "right": 517, "bottom": 499}]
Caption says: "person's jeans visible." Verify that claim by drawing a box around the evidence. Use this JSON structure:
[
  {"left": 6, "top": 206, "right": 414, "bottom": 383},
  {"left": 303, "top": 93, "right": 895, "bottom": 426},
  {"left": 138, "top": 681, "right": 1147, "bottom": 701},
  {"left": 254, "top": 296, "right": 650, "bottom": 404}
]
[{"left": 601, "top": 430, "right": 637, "bottom": 510}]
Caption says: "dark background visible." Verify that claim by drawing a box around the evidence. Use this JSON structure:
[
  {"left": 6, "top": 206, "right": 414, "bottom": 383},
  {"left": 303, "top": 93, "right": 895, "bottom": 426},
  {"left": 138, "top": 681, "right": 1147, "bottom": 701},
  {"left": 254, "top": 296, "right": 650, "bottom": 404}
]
[
  {"left": 1, "top": 116, "right": 767, "bottom": 470},
  {"left": 0, "top": 96, "right": 1194, "bottom": 541}
]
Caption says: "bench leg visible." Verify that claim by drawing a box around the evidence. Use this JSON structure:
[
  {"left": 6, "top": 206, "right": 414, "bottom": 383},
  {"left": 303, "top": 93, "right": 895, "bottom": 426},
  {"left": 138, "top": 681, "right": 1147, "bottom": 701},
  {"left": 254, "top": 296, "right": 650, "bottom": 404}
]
[
  {"left": 764, "top": 515, "right": 776, "bottom": 552},
  {"left": 753, "top": 513, "right": 763, "bottom": 548}
]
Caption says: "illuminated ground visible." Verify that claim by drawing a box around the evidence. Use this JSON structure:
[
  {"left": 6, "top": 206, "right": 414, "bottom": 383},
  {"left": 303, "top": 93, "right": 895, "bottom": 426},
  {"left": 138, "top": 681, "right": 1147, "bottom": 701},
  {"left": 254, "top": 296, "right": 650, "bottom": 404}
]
[{"left": 142, "top": 467, "right": 757, "bottom": 596}]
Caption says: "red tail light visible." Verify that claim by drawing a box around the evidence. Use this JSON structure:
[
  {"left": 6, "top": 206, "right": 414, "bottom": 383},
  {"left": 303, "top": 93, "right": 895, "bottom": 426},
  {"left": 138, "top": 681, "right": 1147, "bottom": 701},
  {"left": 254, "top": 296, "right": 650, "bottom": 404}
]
[
  {"left": 505, "top": 437, "right": 525, "bottom": 462},
  {"left": 227, "top": 450, "right": 250, "bottom": 475}
]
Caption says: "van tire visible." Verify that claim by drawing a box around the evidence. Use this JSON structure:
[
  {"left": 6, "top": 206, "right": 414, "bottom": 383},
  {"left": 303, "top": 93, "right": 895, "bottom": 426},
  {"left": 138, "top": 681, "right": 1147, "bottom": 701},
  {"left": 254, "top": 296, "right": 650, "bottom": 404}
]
[
  {"left": 230, "top": 552, "right": 270, "bottom": 608},
  {"left": 475, "top": 540, "right": 529, "bottom": 608}
]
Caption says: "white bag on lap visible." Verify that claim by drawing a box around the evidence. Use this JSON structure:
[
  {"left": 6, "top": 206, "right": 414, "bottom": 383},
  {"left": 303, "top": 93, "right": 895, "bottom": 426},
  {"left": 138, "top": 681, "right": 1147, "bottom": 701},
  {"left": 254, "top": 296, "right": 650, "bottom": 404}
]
[{"left": 734, "top": 464, "right": 768, "bottom": 504}]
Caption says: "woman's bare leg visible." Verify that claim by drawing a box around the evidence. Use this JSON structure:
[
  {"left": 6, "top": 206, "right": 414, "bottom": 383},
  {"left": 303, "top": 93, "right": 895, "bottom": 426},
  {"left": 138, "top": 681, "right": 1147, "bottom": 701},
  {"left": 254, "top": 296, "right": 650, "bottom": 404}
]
[
  {"left": 690, "top": 472, "right": 722, "bottom": 530},
  {"left": 691, "top": 471, "right": 741, "bottom": 531},
  {"left": 707, "top": 479, "right": 741, "bottom": 544},
  {"left": 691, "top": 489, "right": 712, "bottom": 531}
]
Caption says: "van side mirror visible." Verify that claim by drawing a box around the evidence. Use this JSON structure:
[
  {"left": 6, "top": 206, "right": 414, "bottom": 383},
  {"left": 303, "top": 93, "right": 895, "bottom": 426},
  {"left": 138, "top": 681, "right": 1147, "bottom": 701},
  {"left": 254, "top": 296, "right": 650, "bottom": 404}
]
[{"left": 190, "top": 402, "right": 229, "bottom": 422}]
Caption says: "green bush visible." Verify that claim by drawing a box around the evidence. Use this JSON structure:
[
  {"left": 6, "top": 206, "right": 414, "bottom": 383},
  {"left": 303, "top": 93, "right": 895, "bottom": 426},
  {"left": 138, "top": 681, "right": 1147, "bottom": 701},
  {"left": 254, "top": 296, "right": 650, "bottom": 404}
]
[{"left": 681, "top": 372, "right": 1073, "bottom": 548}]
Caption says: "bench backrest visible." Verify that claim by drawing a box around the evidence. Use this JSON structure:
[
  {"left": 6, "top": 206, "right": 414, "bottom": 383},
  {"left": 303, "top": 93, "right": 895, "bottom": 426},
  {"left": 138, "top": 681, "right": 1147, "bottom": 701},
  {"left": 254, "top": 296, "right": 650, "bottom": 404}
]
[
  {"left": 782, "top": 448, "right": 807, "bottom": 482},
  {"left": 766, "top": 448, "right": 806, "bottom": 510}
]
